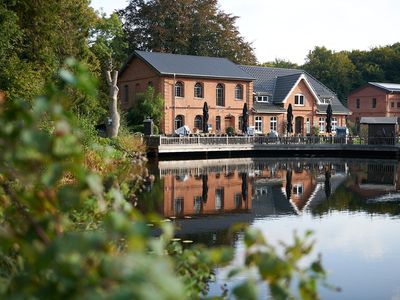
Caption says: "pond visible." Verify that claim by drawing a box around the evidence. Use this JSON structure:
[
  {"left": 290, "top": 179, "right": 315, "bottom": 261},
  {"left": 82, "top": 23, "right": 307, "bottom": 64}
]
[{"left": 139, "top": 157, "right": 400, "bottom": 299}]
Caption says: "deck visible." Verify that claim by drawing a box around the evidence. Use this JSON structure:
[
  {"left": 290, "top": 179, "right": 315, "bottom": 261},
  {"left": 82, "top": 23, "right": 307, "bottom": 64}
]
[{"left": 144, "top": 135, "right": 400, "bottom": 159}]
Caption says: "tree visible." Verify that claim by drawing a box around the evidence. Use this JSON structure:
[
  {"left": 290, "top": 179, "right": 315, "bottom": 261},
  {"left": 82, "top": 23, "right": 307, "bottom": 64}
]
[
  {"left": 127, "top": 86, "right": 164, "bottom": 133},
  {"left": 261, "top": 58, "right": 299, "bottom": 69},
  {"left": 105, "top": 70, "right": 121, "bottom": 137},
  {"left": 303, "top": 46, "right": 358, "bottom": 102},
  {"left": 0, "top": 0, "right": 106, "bottom": 120},
  {"left": 118, "top": 0, "right": 257, "bottom": 64}
]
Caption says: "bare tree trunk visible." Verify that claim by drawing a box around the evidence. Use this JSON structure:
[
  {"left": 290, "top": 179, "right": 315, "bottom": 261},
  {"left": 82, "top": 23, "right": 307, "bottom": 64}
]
[{"left": 106, "top": 70, "right": 120, "bottom": 138}]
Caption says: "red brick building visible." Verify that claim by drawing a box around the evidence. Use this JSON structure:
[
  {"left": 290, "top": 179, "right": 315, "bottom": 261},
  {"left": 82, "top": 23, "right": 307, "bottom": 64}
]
[
  {"left": 119, "top": 51, "right": 350, "bottom": 135},
  {"left": 239, "top": 66, "right": 350, "bottom": 135},
  {"left": 348, "top": 82, "right": 400, "bottom": 128}
]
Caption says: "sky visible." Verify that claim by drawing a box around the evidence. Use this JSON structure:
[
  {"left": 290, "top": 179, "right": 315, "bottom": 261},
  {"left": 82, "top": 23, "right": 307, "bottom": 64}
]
[{"left": 90, "top": 0, "right": 400, "bottom": 65}]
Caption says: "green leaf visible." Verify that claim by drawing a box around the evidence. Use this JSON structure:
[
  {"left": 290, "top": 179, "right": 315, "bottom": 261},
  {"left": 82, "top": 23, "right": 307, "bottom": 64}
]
[
  {"left": 42, "top": 163, "right": 64, "bottom": 187},
  {"left": 232, "top": 280, "right": 257, "bottom": 300},
  {"left": 58, "top": 185, "right": 80, "bottom": 212}
]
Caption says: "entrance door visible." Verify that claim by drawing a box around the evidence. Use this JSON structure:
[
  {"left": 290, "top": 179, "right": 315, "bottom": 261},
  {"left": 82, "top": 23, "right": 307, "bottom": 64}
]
[
  {"left": 224, "top": 116, "right": 235, "bottom": 131},
  {"left": 295, "top": 117, "right": 303, "bottom": 135}
]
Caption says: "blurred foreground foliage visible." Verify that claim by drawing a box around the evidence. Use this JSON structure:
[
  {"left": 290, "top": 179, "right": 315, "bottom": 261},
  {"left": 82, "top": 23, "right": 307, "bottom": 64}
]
[{"left": 0, "top": 61, "right": 330, "bottom": 299}]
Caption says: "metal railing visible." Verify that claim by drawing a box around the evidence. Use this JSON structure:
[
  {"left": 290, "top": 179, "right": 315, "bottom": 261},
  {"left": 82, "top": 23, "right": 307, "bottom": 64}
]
[{"left": 144, "top": 135, "right": 400, "bottom": 147}]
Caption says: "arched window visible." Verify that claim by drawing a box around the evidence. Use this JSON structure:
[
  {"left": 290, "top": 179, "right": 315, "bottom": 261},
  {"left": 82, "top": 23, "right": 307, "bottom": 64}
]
[
  {"left": 235, "top": 84, "right": 243, "bottom": 100},
  {"left": 194, "top": 115, "right": 203, "bottom": 130},
  {"left": 216, "top": 83, "right": 224, "bottom": 106},
  {"left": 194, "top": 82, "right": 203, "bottom": 98},
  {"left": 175, "top": 115, "right": 184, "bottom": 129},
  {"left": 175, "top": 81, "right": 184, "bottom": 97}
]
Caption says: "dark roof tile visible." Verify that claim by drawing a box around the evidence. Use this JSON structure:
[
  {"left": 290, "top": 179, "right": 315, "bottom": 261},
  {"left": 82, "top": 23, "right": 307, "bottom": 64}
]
[
  {"left": 240, "top": 65, "right": 350, "bottom": 115},
  {"left": 121, "top": 50, "right": 254, "bottom": 81}
]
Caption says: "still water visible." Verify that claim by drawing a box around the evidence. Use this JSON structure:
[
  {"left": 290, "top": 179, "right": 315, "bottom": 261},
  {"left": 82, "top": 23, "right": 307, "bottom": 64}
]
[{"left": 141, "top": 157, "right": 400, "bottom": 299}]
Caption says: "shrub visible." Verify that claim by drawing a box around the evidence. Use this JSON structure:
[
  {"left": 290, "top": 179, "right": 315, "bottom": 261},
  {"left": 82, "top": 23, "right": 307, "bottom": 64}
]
[
  {"left": 226, "top": 126, "right": 235, "bottom": 136},
  {"left": 131, "top": 124, "right": 144, "bottom": 133}
]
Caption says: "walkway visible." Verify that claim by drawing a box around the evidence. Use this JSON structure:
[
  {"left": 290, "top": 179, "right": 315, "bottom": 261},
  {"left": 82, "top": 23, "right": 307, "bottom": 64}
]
[{"left": 145, "top": 135, "right": 400, "bottom": 158}]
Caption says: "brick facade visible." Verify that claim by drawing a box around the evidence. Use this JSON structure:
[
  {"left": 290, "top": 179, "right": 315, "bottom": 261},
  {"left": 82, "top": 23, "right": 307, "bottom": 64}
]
[
  {"left": 119, "top": 56, "right": 253, "bottom": 134},
  {"left": 348, "top": 84, "right": 400, "bottom": 125},
  {"left": 119, "top": 55, "right": 347, "bottom": 135},
  {"left": 253, "top": 79, "right": 346, "bottom": 136}
]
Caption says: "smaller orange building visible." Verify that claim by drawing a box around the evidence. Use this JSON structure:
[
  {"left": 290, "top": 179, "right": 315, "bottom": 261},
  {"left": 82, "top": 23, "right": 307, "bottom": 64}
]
[{"left": 348, "top": 82, "right": 400, "bottom": 128}]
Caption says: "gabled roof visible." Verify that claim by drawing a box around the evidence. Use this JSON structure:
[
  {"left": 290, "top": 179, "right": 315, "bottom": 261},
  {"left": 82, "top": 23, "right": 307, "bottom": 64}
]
[
  {"left": 368, "top": 82, "right": 400, "bottom": 93},
  {"left": 239, "top": 65, "right": 350, "bottom": 115},
  {"left": 120, "top": 50, "right": 254, "bottom": 81},
  {"left": 274, "top": 73, "right": 303, "bottom": 103}
]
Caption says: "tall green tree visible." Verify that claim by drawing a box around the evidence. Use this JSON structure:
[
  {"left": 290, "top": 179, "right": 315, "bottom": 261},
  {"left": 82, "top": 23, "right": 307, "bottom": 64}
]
[
  {"left": 0, "top": 1, "right": 98, "bottom": 102},
  {"left": 118, "top": 0, "right": 257, "bottom": 64},
  {"left": 303, "top": 46, "right": 358, "bottom": 102},
  {"left": 127, "top": 86, "right": 164, "bottom": 132}
]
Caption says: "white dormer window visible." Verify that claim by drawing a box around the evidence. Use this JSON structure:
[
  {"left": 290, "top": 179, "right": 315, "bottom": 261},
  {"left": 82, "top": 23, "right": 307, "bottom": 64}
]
[
  {"left": 319, "top": 98, "right": 331, "bottom": 104},
  {"left": 293, "top": 184, "right": 304, "bottom": 196},
  {"left": 294, "top": 94, "right": 304, "bottom": 106},
  {"left": 255, "top": 95, "right": 269, "bottom": 103}
]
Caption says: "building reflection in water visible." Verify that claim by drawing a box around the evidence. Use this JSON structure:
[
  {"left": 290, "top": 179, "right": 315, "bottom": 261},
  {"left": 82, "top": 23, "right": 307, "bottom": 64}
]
[
  {"left": 163, "top": 168, "right": 252, "bottom": 218},
  {"left": 146, "top": 158, "right": 400, "bottom": 245},
  {"left": 158, "top": 158, "right": 350, "bottom": 219}
]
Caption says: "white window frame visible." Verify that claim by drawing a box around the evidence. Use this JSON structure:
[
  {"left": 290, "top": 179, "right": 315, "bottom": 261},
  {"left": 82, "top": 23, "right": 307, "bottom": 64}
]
[
  {"left": 216, "top": 116, "right": 221, "bottom": 131},
  {"left": 194, "top": 82, "right": 203, "bottom": 98},
  {"left": 255, "top": 116, "right": 263, "bottom": 133},
  {"left": 319, "top": 98, "right": 331, "bottom": 105},
  {"left": 306, "top": 118, "right": 310, "bottom": 134},
  {"left": 235, "top": 84, "right": 243, "bottom": 100},
  {"left": 216, "top": 84, "right": 225, "bottom": 106},
  {"left": 175, "top": 81, "right": 184, "bottom": 98},
  {"left": 293, "top": 184, "right": 304, "bottom": 196},
  {"left": 175, "top": 115, "right": 184, "bottom": 130},
  {"left": 174, "top": 197, "right": 184, "bottom": 215},
  {"left": 255, "top": 96, "right": 269, "bottom": 103},
  {"left": 332, "top": 117, "right": 338, "bottom": 131},
  {"left": 194, "top": 115, "right": 203, "bottom": 130},
  {"left": 194, "top": 196, "right": 202, "bottom": 214},
  {"left": 294, "top": 94, "right": 304, "bottom": 106},
  {"left": 215, "top": 187, "right": 224, "bottom": 210},
  {"left": 270, "top": 116, "right": 277, "bottom": 132},
  {"left": 234, "top": 193, "right": 242, "bottom": 208},
  {"left": 319, "top": 117, "right": 325, "bottom": 133}
]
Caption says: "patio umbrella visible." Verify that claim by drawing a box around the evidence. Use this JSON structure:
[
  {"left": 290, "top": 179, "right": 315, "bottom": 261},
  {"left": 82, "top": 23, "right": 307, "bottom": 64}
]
[
  {"left": 286, "top": 168, "right": 292, "bottom": 201},
  {"left": 326, "top": 104, "right": 332, "bottom": 134},
  {"left": 242, "top": 103, "right": 249, "bottom": 134},
  {"left": 203, "top": 102, "right": 209, "bottom": 133},
  {"left": 287, "top": 104, "right": 293, "bottom": 134},
  {"left": 324, "top": 167, "right": 331, "bottom": 198},
  {"left": 241, "top": 173, "right": 248, "bottom": 201},
  {"left": 202, "top": 174, "right": 208, "bottom": 203}
]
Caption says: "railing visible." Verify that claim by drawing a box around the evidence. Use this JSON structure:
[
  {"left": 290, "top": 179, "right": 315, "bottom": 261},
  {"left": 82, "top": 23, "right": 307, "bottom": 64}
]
[{"left": 144, "top": 135, "right": 400, "bottom": 147}]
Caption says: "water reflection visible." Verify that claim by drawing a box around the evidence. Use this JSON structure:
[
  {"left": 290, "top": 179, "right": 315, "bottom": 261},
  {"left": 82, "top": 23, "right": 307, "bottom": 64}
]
[
  {"left": 151, "top": 158, "right": 400, "bottom": 219},
  {"left": 142, "top": 157, "right": 400, "bottom": 299}
]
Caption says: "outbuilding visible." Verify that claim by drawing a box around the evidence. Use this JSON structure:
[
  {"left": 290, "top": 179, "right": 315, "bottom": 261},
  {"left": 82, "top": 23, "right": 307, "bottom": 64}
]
[{"left": 360, "top": 117, "right": 397, "bottom": 145}]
